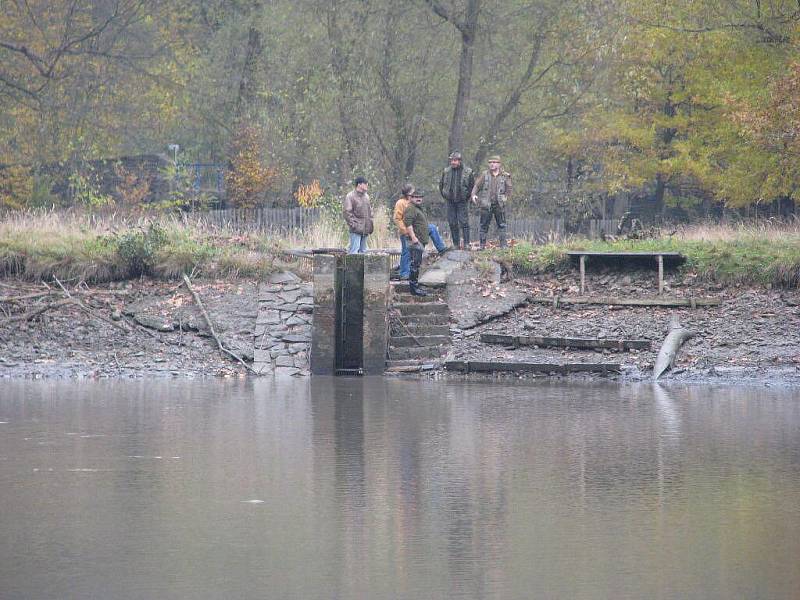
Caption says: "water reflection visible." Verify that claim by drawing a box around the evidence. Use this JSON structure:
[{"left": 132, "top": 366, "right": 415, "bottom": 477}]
[{"left": 1, "top": 379, "right": 799, "bottom": 599}]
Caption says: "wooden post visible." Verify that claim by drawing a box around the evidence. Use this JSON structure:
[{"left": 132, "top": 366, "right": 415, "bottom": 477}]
[
  {"left": 579, "top": 254, "right": 586, "bottom": 294},
  {"left": 657, "top": 254, "right": 664, "bottom": 295}
]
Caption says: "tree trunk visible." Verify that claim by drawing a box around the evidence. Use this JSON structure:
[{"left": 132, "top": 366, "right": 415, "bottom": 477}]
[
  {"left": 449, "top": 29, "right": 475, "bottom": 153},
  {"left": 235, "top": 16, "right": 265, "bottom": 124}
]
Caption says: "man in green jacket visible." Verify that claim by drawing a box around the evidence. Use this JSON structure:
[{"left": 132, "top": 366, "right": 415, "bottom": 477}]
[
  {"left": 403, "top": 189, "right": 432, "bottom": 297},
  {"left": 471, "top": 155, "right": 512, "bottom": 249},
  {"left": 439, "top": 151, "right": 474, "bottom": 249}
]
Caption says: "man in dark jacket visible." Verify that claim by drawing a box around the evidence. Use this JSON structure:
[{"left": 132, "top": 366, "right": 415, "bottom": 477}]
[{"left": 439, "top": 151, "right": 474, "bottom": 250}]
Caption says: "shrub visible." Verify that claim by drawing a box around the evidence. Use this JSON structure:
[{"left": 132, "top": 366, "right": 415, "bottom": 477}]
[
  {"left": 116, "top": 223, "right": 168, "bottom": 277},
  {"left": 225, "top": 125, "right": 279, "bottom": 208}
]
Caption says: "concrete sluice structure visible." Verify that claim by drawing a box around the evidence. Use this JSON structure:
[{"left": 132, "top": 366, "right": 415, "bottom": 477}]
[{"left": 311, "top": 254, "right": 391, "bottom": 376}]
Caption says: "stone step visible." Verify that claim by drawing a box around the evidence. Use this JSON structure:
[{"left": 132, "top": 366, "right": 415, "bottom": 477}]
[
  {"left": 391, "top": 283, "right": 445, "bottom": 298},
  {"left": 390, "top": 324, "right": 451, "bottom": 337},
  {"left": 389, "top": 335, "right": 451, "bottom": 348},
  {"left": 393, "top": 314, "right": 451, "bottom": 327},
  {"left": 393, "top": 302, "right": 449, "bottom": 316},
  {"left": 387, "top": 345, "right": 449, "bottom": 360},
  {"left": 391, "top": 292, "right": 444, "bottom": 303},
  {"left": 385, "top": 360, "right": 438, "bottom": 373},
  {"left": 385, "top": 359, "right": 435, "bottom": 368}
]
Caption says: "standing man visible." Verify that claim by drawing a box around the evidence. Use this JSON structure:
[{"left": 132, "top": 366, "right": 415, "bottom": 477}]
[
  {"left": 343, "top": 176, "right": 373, "bottom": 254},
  {"left": 403, "top": 189, "right": 433, "bottom": 297},
  {"left": 439, "top": 151, "right": 474, "bottom": 250},
  {"left": 471, "top": 155, "right": 512, "bottom": 249}
]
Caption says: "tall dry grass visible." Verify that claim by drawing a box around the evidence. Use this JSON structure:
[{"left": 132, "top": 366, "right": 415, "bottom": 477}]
[{"left": 283, "top": 204, "right": 401, "bottom": 251}]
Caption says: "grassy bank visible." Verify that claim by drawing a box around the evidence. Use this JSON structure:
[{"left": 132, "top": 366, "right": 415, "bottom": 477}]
[
  {"left": 0, "top": 208, "right": 400, "bottom": 283},
  {"left": 2, "top": 212, "right": 798, "bottom": 288},
  {"left": 0, "top": 212, "right": 282, "bottom": 282},
  {"left": 493, "top": 222, "right": 800, "bottom": 288}
]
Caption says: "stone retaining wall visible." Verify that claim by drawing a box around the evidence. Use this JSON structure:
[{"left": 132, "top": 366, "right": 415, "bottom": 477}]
[{"left": 253, "top": 272, "right": 312, "bottom": 376}]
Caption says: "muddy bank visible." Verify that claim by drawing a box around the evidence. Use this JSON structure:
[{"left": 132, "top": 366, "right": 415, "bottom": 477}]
[
  {"left": 443, "top": 267, "right": 800, "bottom": 386},
  {"left": 0, "top": 278, "right": 260, "bottom": 379},
  {"left": 2, "top": 258, "right": 800, "bottom": 385}
]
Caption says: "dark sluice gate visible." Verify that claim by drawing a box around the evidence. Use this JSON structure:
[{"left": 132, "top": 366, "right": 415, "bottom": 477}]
[{"left": 335, "top": 255, "right": 365, "bottom": 375}]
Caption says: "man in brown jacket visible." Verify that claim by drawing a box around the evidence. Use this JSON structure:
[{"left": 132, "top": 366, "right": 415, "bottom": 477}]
[
  {"left": 343, "top": 176, "right": 373, "bottom": 254},
  {"left": 471, "top": 155, "right": 512, "bottom": 249}
]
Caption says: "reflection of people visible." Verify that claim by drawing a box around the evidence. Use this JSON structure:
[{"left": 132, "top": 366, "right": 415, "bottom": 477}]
[
  {"left": 403, "top": 189, "right": 432, "bottom": 297},
  {"left": 439, "top": 151, "right": 475, "bottom": 249},
  {"left": 394, "top": 184, "right": 448, "bottom": 280},
  {"left": 471, "top": 155, "right": 512, "bottom": 249},
  {"left": 343, "top": 176, "right": 373, "bottom": 254}
]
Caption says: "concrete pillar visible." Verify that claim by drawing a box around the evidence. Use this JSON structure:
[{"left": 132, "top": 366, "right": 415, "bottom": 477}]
[
  {"left": 362, "top": 254, "right": 390, "bottom": 375},
  {"left": 311, "top": 254, "right": 337, "bottom": 375}
]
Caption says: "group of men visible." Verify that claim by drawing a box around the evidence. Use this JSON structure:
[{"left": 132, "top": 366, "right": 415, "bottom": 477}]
[{"left": 342, "top": 153, "right": 512, "bottom": 296}]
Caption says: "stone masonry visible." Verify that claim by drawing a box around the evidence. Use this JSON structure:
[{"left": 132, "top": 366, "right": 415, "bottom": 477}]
[{"left": 253, "top": 271, "right": 313, "bottom": 376}]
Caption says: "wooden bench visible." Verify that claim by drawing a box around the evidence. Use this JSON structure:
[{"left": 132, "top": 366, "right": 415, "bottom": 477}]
[{"left": 565, "top": 251, "right": 685, "bottom": 295}]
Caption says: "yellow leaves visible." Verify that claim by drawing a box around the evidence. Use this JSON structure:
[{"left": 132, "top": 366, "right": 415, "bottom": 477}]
[{"left": 294, "top": 180, "right": 324, "bottom": 208}]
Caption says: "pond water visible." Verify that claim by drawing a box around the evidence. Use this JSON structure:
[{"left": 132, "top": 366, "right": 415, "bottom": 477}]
[{"left": 1, "top": 379, "right": 799, "bottom": 599}]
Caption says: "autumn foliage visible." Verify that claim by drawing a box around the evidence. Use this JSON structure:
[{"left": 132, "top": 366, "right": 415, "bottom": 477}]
[
  {"left": 225, "top": 126, "right": 278, "bottom": 209},
  {"left": 294, "top": 180, "right": 324, "bottom": 208},
  {"left": 0, "top": 166, "right": 33, "bottom": 211}
]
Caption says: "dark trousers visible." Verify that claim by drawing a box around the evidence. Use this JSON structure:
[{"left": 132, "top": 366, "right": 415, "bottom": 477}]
[
  {"left": 479, "top": 203, "right": 507, "bottom": 247},
  {"left": 446, "top": 200, "right": 470, "bottom": 246},
  {"left": 409, "top": 242, "right": 424, "bottom": 285}
]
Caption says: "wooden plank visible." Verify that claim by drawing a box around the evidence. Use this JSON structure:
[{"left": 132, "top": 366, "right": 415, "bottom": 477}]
[
  {"left": 565, "top": 251, "right": 684, "bottom": 257},
  {"left": 528, "top": 296, "right": 720, "bottom": 307},
  {"left": 480, "top": 333, "right": 650, "bottom": 351}
]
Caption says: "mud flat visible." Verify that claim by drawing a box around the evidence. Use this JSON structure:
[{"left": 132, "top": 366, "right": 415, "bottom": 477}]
[{"left": 2, "top": 263, "right": 799, "bottom": 386}]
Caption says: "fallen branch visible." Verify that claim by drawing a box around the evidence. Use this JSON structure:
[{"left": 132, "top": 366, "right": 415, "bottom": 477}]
[
  {"left": 183, "top": 274, "right": 257, "bottom": 374},
  {"left": 0, "top": 291, "right": 54, "bottom": 303},
  {"left": 653, "top": 317, "right": 695, "bottom": 380},
  {"left": 2, "top": 298, "right": 73, "bottom": 324}
]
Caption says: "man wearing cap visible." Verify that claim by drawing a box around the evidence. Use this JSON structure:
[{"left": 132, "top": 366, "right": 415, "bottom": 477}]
[
  {"left": 471, "top": 155, "right": 512, "bottom": 249},
  {"left": 439, "top": 151, "right": 475, "bottom": 250},
  {"left": 393, "top": 184, "right": 449, "bottom": 280},
  {"left": 402, "top": 189, "right": 433, "bottom": 296},
  {"left": 343, "top": 176, "right": 373, "bottom": 254}
]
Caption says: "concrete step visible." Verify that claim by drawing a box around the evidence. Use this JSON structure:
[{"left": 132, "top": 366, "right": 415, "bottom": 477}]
[
  {"left": 389, "top": 335, "right": 451, "bottom": 348},
  {"left": 385, "top": 359, "right": 436, "bottom": 368},
  {"left": 387, "top": 345, "right": 449, "bottom": 360},
  {"left": 392, "top": 292, "right": 444, "bottom": 303},
  {"left": 393, "top": 314, "right": 451, "bottom": 327},
  {"left": 391, "top": 283, "right": 445, "bottom": 299},
  {"left": 393, "top": 302, "right": 449, "bottom": 316},
  {"left": 390, "top": 323, "right": 451, "bottom": 337}
]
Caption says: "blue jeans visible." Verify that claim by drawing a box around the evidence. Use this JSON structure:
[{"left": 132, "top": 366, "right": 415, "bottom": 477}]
[
  {"left": 428, "top": 224, "right": 446, "bottom": 253},
  {"left": 399, "top": 225, "right": 446, "bottom": 276},
  {"left": 348, "top": 233, "right": 369, "bottom": 254},
  {"left": 399, "top": 235, "right": 411, "bottom": 277}
]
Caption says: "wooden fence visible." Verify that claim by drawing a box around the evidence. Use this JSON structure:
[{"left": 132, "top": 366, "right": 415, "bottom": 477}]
[
  {"left": 199, "top": 207, "right": 321, "bottom": 232},
  {"left": 198, "top": 207, "right": 617, "bottom": 241}
]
